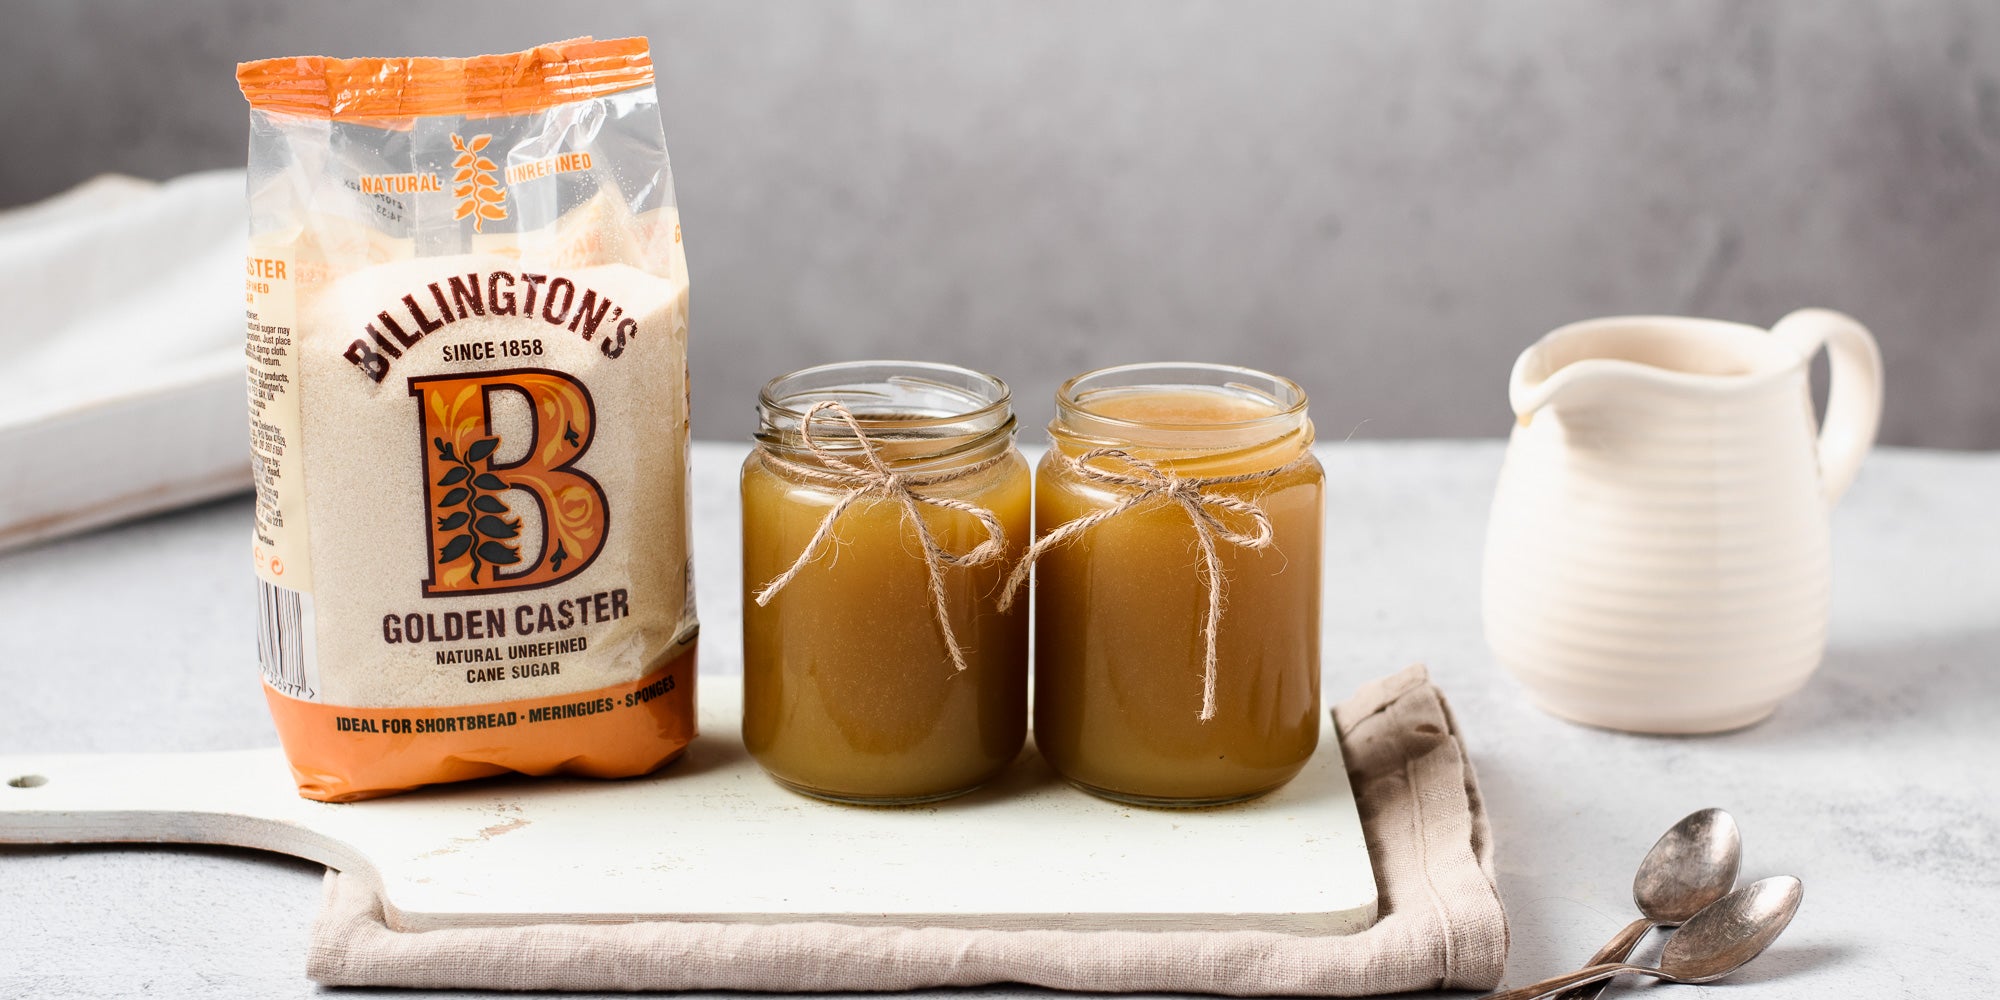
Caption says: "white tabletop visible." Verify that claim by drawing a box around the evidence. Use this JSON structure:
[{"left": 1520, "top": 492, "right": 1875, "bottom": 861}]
[{"left": 3, "top": 441, "right": 1996, "bottom": 997}]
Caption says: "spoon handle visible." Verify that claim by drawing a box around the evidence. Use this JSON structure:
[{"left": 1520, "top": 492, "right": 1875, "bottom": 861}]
[
  {"left": 1551, "top": 917, "right": 1653, "bottom": 1000},
  {"left": 1480, "top": 963, "right": 1646, "bottom": 1000}
]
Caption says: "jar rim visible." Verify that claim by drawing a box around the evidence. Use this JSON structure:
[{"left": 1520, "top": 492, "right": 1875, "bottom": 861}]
[
  {"left": 759, "top": 360, "right": 1013, "bottom": 431},
  {"left": 1055, "top": 361, "right": 1309, "bottom": 433},
  {"left": 756, "top": 360, "right": 1017, "bottom": 469}
]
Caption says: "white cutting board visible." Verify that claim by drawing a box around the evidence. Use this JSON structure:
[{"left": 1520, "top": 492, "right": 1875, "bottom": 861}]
[{"left": 0, "top": 687, "right": 1377, "bottom": 934}]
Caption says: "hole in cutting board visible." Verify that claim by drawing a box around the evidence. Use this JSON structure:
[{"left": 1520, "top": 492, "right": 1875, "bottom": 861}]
[{"left": 7, "top": 774, "right": 47, "bottom": 788}]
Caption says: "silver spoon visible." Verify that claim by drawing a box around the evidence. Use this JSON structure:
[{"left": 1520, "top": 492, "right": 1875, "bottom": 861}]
[
  {"left": 1482, "top": 875, "right": 1803, "bottom": 1000},
  {"left": 1554, "top": 807, "right": 1741, "bottom": 1000}
]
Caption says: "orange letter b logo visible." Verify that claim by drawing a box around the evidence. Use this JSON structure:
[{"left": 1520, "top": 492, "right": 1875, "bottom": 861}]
[{"left": 410, "top": 369, "right": 608, "bottom": 596}]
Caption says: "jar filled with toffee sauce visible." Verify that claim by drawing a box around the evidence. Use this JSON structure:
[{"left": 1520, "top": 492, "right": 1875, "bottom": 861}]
[
  {"left": 1030, "top": 363, "right": 1323, "bottom": 806},
  {"left": 742, "top": 361, "right": 1030, "bottom": 804}
]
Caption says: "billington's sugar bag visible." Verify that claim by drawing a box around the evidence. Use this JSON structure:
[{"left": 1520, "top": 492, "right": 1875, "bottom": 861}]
[{"left": 237, "top": 38, "right": 696, "bottom": 801}]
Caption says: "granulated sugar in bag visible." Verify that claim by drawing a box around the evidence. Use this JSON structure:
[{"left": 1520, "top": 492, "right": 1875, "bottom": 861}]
[{"left": 237, "top": 38, "right": 696, "bottom": 801}]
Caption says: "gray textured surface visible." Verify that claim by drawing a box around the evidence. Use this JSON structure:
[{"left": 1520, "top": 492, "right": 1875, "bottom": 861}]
[
  {"left": 3, "top": 441, "right": 1997, "bottom": 996},
  {"left": 3, "top": 2, "right": 1999, "bottom": 446}
]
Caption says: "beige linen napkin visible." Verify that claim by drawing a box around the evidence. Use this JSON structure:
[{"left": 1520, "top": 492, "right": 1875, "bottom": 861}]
[{"left": 309, "top": 664, "right": 1507, "bottom": 994}]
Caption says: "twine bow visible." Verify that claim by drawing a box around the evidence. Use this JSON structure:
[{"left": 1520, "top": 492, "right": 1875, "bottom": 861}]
[
  {"left": 999, "top": 448, "right": 1299, "bottom": 721},
  {"left": 754, "top": 401, "right": 1009, "bottom": 673}
]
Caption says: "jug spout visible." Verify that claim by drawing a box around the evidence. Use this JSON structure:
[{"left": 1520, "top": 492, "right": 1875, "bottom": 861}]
[
  {"left": 1509, "top": 340, "right": 1566, "bottom": 424},
  {"left": 1507, "top": 340, "right": 1647, "bottom": 426},
  {"left": 1507, "top": 315, "right": 1807, "bottom": 426}
]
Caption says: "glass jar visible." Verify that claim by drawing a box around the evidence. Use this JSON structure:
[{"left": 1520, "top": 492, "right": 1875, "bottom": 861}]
[
  {"left": 1032, "top": 363, "right": 1323, "bottom": 806},
  {"left": 742, "top": 361, "right": 1031, "bottom": 804}
]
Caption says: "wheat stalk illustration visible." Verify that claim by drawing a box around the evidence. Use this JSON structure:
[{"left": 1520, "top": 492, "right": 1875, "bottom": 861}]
[
  {"left": 432, "top": 435, "right": 522, "bottom": 583},
  {"left": 451, "top": 134, "right": 506, "bottom": 233}
]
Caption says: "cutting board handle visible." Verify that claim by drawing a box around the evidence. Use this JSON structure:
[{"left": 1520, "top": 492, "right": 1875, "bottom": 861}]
[{"left": 0, "top": 748, "right": 355, "bottom": 870}]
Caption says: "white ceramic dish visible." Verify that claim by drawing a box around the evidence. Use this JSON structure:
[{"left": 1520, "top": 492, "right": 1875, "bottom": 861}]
[{"left": 0, "top": 172, "right": 248, "bottom": 552}]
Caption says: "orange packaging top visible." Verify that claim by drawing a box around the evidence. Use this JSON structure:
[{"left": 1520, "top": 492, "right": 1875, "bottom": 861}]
[{"left": 237, "top": 36, "right": 653, "bottom": 126}]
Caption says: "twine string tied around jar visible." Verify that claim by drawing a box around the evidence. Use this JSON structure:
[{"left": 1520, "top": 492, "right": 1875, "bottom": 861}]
[
  {"left": 998, "top": 447, "right": 1303, "bottom": 721},
  {"left": 754, "top": 400, "right": 1010, "bottom": 673}
]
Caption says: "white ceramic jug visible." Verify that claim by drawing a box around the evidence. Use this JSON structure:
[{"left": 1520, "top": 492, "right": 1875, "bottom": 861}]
[{"left": 1483, "top": 309, "right": 1883, "bottom": 733}]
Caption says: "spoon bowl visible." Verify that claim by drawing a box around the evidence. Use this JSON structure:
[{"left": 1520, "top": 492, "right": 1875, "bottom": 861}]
[
  {"left": 1636, "top": 807, "right": 1742, "bottom": 923},
  {"left": 1658, "top": 875, "right": 1805, "bottom": 982}
]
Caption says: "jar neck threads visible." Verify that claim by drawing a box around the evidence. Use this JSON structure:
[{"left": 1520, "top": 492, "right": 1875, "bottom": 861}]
[
  {"left": 757, "top": 360, "right": 1016, "bottom": 472},
  {"left": 1049, "top": 362, "right": 1313, "bottom": 474}
]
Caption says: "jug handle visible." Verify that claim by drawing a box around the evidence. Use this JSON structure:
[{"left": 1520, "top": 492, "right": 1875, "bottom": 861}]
[{"left": 1770, "top": 308, "right": 1883, "bottom": 506}]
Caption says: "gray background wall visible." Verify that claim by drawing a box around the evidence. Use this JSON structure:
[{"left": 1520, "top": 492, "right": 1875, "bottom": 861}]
[{"left": 4, "top": 0, "right": 1997, "bottom": 447}]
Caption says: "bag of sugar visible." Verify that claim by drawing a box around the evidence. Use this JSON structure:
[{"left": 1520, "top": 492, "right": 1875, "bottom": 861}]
[{"left": 236, "top": 38, "right": 696, "bottom": 800}]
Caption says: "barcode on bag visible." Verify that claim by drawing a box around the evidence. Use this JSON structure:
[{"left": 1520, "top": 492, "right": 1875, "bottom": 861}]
[{"left": 257, "top": 579, "right": 319, "bottom": 700}]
